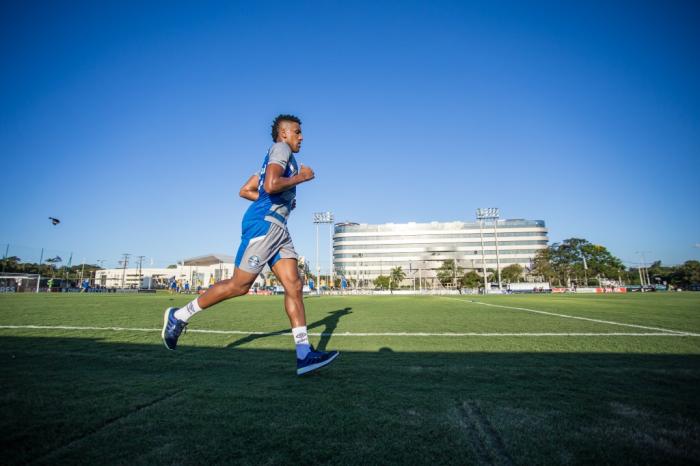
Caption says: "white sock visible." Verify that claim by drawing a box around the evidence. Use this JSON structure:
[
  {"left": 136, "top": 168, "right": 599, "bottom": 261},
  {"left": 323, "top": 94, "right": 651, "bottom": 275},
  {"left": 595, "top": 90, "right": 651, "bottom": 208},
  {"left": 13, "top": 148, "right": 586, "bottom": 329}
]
[
  {"left": 174, "top": 298, "right": 203, "bottom": 322},
  {"left": 292, "top": 326, "right": 311, "bottom": 359}
]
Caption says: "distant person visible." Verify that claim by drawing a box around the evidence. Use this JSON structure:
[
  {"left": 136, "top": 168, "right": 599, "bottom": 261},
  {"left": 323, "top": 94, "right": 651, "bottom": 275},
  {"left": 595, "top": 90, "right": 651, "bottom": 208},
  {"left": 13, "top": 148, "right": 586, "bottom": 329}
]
[
  {"left": 162, "top": 114, "right": 339, "bottom": 376},
  {"left": 184, "top": 281, "right": 190, "bottom": 294},
  {"left": 169, "top": 279, "right": 177, "bottom": 294}
]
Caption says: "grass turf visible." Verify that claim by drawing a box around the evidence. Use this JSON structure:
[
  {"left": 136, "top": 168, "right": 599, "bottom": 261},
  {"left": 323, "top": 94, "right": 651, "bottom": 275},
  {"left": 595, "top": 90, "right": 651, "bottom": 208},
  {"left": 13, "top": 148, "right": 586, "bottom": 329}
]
[{"left": 1, "top": 292, "right": 699, "bottom": 464}]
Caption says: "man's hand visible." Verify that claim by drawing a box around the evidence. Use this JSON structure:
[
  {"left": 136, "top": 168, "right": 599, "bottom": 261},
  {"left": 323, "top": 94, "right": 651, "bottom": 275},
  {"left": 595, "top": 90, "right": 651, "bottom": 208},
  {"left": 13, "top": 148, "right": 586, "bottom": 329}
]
[
  {"left": 264, "top": 163, "right": 315, "bottom": 194},
  {"left": 299, "top": 164, "right": 315, "bottom": 182}
]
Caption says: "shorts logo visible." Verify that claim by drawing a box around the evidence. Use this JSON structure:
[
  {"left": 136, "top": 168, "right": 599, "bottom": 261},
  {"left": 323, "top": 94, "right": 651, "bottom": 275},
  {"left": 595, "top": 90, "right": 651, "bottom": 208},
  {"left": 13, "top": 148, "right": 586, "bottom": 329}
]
[{"left": 248, "top": 255, "right": 261, "bottom": 268}]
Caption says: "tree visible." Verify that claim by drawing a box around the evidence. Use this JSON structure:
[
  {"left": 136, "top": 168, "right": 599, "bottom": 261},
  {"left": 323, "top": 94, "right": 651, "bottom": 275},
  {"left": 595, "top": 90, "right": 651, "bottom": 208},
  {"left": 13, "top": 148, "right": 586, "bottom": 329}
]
[
  {"left": 436, "top": 259, "right": 463, "bottom": 287},
  {"left": 532, "top": 239, "right": 624, "bottom": 286},
  {"left": 531, "top": 248, "right": 556, "bottom": 284},
  {"left": 647, "top": 260, "right": 674, "bottom": 285},
  {"left": 373, "top": 275, "right": 390, "bottom": 289},
  {"left": 0, "top": 256, "right": 22, "bottom": 273},
  {"left": 670, "top": 260, "right": 700, "bottom": 288},
  {"left": 501, "top": 264, "right": 523, "bottom": 283},
  {"left": 486, "top": 268, "right": 497, "bottom": 283},
  {"left": 460, "top": 271, "right": 482, "bottom": 289},
  {"left": 390, "top": 266, "right": 406, "bottom": 290}
]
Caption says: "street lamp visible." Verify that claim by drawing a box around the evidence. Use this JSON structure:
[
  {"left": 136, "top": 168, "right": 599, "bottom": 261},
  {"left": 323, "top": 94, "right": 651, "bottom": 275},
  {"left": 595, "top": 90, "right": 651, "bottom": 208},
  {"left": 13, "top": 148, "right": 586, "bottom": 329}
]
[
  {"left": 313, "top": 211, "right": 334, "bottom": 295},
  {"left": 476, "top": 207, "right": 502, "bottom": 292}
]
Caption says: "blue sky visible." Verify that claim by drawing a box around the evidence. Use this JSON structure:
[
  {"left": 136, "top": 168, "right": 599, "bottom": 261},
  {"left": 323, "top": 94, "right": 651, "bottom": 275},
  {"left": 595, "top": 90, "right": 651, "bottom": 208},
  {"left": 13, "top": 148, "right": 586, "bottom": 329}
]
[{"left": 1, "top": 0, "right": 698, "bottom": 271}]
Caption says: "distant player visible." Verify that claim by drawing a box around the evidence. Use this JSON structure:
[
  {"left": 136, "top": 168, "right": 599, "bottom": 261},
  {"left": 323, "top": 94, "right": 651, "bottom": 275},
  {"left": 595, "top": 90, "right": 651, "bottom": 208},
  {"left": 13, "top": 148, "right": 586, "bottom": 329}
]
[{"left": 162, "top": 114, "right": 339, "bottom": 376}]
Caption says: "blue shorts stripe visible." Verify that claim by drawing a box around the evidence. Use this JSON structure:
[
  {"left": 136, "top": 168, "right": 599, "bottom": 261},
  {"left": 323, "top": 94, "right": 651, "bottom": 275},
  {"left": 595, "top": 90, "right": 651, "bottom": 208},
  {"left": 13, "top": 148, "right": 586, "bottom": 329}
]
[
  {"left": 269, "top": 251, "right": 282, "bottom": 268},
  {"left": 235, "top": 237, "right": 251, "bottom": 268}
]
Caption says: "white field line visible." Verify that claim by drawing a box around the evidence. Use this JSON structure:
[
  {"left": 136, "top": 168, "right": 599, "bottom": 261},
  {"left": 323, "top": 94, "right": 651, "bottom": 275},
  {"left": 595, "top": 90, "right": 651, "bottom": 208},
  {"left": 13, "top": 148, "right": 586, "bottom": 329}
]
[
  {"left": 443, "top": 297, "right": 700, "bottom": 336},
  {"left": 0, "top": 324, "right": 698, "bottom": 337}
]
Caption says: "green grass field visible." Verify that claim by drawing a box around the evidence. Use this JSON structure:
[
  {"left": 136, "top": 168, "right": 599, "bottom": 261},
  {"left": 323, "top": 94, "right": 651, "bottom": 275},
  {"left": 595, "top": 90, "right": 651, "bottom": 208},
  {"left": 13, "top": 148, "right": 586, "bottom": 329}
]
[{"left": 1, "top": 292, "right": 699, "bottom": 465}]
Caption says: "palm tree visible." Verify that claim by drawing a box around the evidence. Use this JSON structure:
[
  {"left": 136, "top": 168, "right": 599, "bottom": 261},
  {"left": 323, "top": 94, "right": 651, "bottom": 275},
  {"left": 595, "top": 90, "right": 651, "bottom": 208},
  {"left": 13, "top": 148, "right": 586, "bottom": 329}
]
[{"left": 390, "top": 266, "right": 406, "bottom": 290}]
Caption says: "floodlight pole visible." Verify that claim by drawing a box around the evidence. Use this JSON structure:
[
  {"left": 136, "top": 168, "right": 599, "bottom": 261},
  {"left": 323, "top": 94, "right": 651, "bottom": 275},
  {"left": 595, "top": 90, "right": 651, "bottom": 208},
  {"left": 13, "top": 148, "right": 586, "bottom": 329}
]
[
  {"left": 492, "top": 217, "right": 502, "bottom": 290},
  {"left": 477, "top": 208, "right": 501, "bottom": 292},
  {"left": 36, "top": 247, "right": 44, "bottom": 293},
  {"left": 120, "top": 253, "right": 130, "bottom": 289},
  {"left": 477, "top": 214, "right": 487, "bottom": 293},
  {"left": 329, "top": 219, "right": 333, "bottom": 290},
  {"left": 313, "top": 212, "right": 334, "bottom": 295},
  {"left": 636, "top": 251, "right": 651, "bottom": 287}
]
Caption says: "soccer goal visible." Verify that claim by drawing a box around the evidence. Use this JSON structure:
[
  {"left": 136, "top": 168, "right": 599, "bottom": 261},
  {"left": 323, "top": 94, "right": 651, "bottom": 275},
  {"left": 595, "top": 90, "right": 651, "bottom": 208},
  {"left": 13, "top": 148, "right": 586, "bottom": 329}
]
[{"left": 0, "top": 273, "right": 40, "bottom": 293}]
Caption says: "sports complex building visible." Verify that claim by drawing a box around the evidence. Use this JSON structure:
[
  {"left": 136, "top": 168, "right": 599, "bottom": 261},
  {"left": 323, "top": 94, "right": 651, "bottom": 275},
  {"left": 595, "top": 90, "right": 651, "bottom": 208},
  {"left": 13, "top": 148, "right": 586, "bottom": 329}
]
[
  {"left": 90, "top": 217, "right": 548, "bottom": 290},
  {"left": 333, "top": 219, "right": 549, "bottom": 288}
]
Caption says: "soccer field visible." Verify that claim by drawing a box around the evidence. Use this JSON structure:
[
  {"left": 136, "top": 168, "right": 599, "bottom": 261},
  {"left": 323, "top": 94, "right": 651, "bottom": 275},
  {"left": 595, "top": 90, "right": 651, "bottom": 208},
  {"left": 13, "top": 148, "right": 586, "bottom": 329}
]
[{"left": 2, "top": 292, "right": 699, "bottom": 465}]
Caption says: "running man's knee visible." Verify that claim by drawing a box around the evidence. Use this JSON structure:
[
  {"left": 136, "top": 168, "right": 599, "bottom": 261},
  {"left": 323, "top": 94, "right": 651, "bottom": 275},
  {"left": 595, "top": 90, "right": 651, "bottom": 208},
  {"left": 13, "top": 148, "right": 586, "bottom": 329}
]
[
  {"left": 283, "top": 276, "right": 303, "bottom": 296},
  {"left": 220, "top": 278, "right": 252, "bottom": 297}
]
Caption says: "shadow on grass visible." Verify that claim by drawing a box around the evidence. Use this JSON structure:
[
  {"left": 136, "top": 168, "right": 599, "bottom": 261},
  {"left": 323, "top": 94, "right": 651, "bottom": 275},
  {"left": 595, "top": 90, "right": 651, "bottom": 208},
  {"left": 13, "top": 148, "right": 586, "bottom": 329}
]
[
  {"left": 226, "top": 307, "right": 352, "bottom": 351},
  {"left": 1, "top": 335, "right": 699, "bottom": 465}
]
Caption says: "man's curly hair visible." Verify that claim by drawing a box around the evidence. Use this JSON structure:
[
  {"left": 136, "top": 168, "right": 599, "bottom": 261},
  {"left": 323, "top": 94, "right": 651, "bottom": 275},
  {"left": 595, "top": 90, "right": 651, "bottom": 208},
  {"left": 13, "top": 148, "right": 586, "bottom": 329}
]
[{"left": 271, "top": 114, "right": 301, "bottom": 142}]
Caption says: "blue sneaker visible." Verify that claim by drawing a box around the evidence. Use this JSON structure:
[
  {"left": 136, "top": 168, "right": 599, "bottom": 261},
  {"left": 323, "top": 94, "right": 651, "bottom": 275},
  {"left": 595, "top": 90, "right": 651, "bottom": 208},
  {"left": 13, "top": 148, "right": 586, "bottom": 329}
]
[
  {"left": 297, "top": 346, "right": 339, "bottom": 376},
  {"left": 162, "top": 307, "right": 187, "bottom": 350}
]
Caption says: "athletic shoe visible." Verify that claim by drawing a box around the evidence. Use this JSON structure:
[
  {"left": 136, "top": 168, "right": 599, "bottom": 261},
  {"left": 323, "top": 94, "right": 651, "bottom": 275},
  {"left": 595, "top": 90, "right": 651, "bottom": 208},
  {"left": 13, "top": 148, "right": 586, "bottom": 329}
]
[
  {"left": 162, "top": 307, "right": 187, "bottom": 350},
  {"left": 297, "top": 346, "right": 339, "bottom": 376}
]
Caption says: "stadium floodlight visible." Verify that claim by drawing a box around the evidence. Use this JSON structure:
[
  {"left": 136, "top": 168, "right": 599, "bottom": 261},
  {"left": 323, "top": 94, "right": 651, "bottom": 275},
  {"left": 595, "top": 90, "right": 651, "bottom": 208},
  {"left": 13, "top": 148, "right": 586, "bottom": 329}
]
[
  {"left": 476, "top": 207, "right": 502, "bottom": 292},
  {"left": 313, "top": 212, "right": 334, "bottom": 295},
  {"left": 120, "top": 253, "right": 130, "bottom": 289},
  {"left": 635, "top": 251, "right": 652, "bottom": 288},
  {"left": 36, "top": 248, "right": 44, "bottom": 293}
]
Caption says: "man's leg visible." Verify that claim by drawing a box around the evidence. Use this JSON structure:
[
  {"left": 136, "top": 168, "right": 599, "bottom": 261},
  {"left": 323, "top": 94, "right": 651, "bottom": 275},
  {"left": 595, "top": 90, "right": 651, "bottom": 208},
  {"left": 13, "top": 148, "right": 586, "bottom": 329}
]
[
  {"left": 272, "top": 258, "right": 339, "bottom": 375},
  {"left": 174, "top": 268, "right": 257, "bottom": 322},
  {"left": 162, "top": 268, "right": 257, "bottom": 350},
  {"left": 197, "top": 268, "right": 258, "bottom": 309},
  {"left": 270, "top": 258, "right": 306, "bottom": 329}
]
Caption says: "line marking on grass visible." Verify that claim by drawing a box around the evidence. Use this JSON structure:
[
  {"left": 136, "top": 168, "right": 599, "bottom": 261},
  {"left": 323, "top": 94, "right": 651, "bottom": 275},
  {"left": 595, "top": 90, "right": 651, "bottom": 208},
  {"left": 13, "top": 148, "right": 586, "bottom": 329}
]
[
  {"left": 29, "top": 389, "right": 183, "bottom": 465},
  {"left": 459, "top": 401, "right": 514, "bottom": 466},
  {"left": 443, "top": 297, "right": 700, "bottom": 336},
  {"left": 1, "top": 325, "right": 698, "bottom": 337}
]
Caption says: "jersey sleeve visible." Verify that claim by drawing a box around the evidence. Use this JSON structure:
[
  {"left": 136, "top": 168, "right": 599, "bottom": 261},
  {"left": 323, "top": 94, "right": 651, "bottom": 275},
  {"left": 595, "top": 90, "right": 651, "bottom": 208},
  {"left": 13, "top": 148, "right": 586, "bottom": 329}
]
[{"left": 267, "top": 142, "right": 292, "bottom": 169}]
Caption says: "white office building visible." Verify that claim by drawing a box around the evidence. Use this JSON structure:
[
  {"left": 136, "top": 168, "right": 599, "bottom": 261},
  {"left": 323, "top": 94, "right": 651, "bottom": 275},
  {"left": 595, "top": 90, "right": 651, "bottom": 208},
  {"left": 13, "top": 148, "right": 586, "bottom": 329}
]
[{"left": 333, "top": 219, "right": 548, "bottom": 288}]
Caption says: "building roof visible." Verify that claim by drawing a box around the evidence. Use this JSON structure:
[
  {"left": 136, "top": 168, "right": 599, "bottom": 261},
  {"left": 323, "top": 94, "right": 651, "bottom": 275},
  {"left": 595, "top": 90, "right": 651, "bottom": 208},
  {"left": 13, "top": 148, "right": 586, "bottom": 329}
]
[{"left": 182, "top": 253, "right": 234, "bottom": 266}]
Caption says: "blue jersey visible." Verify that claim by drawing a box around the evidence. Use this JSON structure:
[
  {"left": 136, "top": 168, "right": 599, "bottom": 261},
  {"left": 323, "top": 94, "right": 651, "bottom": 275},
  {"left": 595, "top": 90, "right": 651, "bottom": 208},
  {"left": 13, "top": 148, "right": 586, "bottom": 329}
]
[{"left": 242, "top": 142, "right": 298, "bottom": 228}]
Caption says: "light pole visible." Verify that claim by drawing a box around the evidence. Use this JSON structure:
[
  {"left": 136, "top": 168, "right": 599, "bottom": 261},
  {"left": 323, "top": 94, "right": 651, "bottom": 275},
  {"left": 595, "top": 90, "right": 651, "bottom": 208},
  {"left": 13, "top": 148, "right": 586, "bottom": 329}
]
[
  {"left": 636, "top": 251, "right": 651, "bottom": 287},
  {"left": 120, "top": 253, "right": 130, "bottom": 289},
  {"left": 313, "top": 211, "right": 334, "bottom": 295},
  {"left": 476, "top": 208, "right": 502, "bottom": 291},
  {"left": 36, "top": 247, "right": 44, "bottom": 293}
]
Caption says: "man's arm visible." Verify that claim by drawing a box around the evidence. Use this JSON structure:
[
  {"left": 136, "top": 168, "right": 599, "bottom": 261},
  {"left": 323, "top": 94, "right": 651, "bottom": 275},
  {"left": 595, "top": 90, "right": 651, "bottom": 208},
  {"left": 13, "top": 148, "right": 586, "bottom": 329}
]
[
  {"left": 263, "top": 164, "right": 314, "bottom": 194},
  {"left": 239, "top": 174, "right": 260, "bottom": 201}
]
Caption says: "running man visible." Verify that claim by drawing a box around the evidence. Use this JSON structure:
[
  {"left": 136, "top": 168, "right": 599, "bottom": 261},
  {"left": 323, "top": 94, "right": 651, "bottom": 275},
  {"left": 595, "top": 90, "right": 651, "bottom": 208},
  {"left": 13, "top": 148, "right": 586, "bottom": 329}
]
[{"left": 162, "top": 114, "right": 339, "bottom": 376}]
